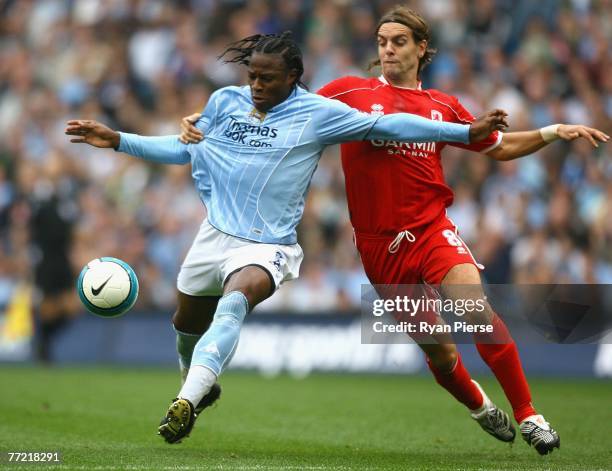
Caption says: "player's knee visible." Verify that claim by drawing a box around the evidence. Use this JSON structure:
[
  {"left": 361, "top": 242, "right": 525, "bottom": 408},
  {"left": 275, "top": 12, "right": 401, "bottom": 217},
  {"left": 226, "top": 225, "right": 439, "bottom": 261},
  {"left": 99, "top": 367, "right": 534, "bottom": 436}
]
[
  {"left": 173, "top": 291, "right": 219, "bottom": 334},
  {"left": 172, "top": 309, "right": 187, "bottom": 332},
  {"left": 428, "top": 346, "right": 458, "bottom": 373},
  {"left": 464, "top": 301, "right": 494, "bottom": 325},
  {"left": 171, "top": 310, "right": 181, "bottom": 329},
  {"left": 224, "top": 266, "right": 272, "bottom": 307},
  {"left": 172, "top": 308, "right": 201, "bottom": 335}
]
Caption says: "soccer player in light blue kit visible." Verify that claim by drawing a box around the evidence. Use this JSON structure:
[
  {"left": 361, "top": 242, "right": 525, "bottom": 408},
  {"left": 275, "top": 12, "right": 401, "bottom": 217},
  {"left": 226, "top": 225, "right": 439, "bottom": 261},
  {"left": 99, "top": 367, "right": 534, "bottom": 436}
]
[{"left": 66, "top": 32, "right": 508, "bottom": 444}]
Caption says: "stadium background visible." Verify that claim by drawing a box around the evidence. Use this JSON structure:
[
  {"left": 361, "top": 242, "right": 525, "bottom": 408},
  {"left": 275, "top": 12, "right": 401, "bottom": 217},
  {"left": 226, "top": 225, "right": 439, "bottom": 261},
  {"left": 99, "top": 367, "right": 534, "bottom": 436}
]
[
  {"left": 0, "top": 0, "right": 611, "bottom": 371},
  {"left": 0, "top": 0, "right": 610, "bottom": 374}
]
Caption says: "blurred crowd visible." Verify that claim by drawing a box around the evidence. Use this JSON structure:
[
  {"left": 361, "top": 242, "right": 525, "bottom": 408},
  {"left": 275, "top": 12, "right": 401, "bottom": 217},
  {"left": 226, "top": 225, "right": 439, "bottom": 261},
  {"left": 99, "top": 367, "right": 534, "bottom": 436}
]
[{"left": 0, "top": 0, "right": 610, "bottom": 314}]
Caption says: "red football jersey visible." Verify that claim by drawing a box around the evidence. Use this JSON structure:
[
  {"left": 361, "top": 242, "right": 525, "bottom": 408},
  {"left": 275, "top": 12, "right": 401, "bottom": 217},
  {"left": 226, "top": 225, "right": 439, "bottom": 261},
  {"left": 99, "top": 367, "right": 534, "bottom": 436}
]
[{"left": 317, "top": 75, "right": 502, "bottom": 235}]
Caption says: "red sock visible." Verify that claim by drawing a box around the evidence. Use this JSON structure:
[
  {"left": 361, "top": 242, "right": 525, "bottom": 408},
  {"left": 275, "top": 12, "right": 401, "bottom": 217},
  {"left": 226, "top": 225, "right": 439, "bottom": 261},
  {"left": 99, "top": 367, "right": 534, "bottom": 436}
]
[
  {"left": 427, "top": 353, "right": 483, "bottom": 410},
  {"left": 475, "top": 314, "right": 537, "bottom": 423}
]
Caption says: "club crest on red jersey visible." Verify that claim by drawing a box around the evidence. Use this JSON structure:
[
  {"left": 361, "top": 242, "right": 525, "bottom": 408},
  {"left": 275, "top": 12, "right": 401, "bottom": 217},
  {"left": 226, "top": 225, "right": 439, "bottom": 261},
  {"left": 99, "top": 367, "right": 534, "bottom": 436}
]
[
  {"left": 370, "top": 103, "right": 385, "bottom": 116},
  {"left": 431, "top": 110, "right": 443, "bottom": 121}
]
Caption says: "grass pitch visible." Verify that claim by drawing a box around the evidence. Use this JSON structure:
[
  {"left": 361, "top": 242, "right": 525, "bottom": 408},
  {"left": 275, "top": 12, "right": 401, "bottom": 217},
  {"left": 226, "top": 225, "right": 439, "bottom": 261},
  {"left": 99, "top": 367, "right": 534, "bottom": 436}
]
[{"left": 0, "top": 367, "right": 610, "bottom": 470}]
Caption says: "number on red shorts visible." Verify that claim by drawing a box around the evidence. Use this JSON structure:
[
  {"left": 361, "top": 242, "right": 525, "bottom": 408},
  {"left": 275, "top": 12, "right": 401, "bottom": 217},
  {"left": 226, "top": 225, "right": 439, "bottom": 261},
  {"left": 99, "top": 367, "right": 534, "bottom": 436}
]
[{"left": 442, "top": 229, "right": 463, "bottom": 247}]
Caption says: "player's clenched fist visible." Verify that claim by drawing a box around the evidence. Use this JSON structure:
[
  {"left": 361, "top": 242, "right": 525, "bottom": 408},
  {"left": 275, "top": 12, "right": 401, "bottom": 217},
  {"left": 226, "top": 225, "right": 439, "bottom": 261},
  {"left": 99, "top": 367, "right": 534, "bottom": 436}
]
[
  {"left": 468, "top": 109, "right": 509, "bottom": 143},
  {"left": 65, "top": 120, "right": 120, "bottom": 149}
]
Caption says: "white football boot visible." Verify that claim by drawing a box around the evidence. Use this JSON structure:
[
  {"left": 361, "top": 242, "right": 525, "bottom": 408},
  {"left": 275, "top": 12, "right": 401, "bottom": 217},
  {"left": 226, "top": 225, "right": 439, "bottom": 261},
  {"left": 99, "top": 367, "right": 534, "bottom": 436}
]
[
  {"left": 519, "top": 414, "right": 560, "bottom": 455},
  {"left": 470, "top": 380, "right": 516, "bottom": 442}
]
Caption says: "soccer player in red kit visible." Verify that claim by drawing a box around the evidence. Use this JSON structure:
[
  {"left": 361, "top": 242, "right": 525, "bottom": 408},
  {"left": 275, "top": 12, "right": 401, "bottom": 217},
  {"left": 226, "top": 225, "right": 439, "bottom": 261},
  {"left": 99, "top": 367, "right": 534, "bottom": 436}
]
[
  {"left": 316, "top": 7, "right": 607, "bottom": 455},
  {"left": 179, "top": 7, "right": 608, "bottom": 455}
]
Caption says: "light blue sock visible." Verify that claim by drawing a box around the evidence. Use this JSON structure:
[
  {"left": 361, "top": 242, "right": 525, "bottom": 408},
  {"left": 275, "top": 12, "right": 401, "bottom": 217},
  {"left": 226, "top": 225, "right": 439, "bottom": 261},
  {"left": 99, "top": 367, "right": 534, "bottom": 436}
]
[
  {"left": 174, "top": 327, "right": 200, "bottom": 383},
  {"left": 178, "top": 292, "right": 249, "bottom": 405},
  {"left": 190, "top": 291, "right": 249, "bottom": 376}
]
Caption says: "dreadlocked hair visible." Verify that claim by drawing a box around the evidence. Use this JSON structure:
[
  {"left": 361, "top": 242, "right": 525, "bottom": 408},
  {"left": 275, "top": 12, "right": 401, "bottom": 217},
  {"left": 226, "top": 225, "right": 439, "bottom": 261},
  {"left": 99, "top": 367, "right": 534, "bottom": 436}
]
[{"left": 219, "top": 31, "right": 307, "bottom": 90}]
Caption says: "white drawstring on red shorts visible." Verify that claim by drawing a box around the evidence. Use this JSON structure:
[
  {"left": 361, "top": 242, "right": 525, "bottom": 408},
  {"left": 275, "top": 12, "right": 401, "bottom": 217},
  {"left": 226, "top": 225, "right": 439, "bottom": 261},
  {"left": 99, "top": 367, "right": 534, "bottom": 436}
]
[{"left": 388, "top": 230, "right": 416, "bottom": 253}]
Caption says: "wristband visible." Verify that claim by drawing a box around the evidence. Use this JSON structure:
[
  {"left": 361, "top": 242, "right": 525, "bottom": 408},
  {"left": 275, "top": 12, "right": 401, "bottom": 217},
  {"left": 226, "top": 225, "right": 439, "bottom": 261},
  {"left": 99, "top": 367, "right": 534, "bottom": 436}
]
[{"left": 540, "top": 124, "right": 560, "bottom": 143}]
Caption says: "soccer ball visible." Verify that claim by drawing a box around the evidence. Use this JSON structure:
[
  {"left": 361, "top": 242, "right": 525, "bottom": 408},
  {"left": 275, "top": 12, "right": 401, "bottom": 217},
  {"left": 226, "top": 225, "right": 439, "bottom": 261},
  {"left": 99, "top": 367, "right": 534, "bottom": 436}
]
[{"left": 77, "top": 257, "right": 139, "bottom": 318}]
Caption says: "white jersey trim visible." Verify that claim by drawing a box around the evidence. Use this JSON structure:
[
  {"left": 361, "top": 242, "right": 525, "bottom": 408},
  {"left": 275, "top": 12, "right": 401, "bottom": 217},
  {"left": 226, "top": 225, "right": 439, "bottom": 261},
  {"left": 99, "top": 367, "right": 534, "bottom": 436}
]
[
  {"left": 324, "top": 81, "right": 386, "bottom": 100},
  {"left": 421, "top": 90, "right": 471, "bottom": 124},
  {"left": 480, "top": 131, "right": 504, "bottom": 154},
  {"left": 377, "top": 75, "right": 422, "bottom": 90}
]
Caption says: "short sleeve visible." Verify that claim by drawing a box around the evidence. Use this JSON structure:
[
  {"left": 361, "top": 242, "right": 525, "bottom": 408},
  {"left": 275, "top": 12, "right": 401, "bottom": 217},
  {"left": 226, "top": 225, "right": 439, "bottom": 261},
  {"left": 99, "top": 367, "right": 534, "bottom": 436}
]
[
  {"left": 314, "top": 96, "right": 379, "bottom": 145},
  {"left": 448, "top": 97, "right": 501, "bottom": 153}
]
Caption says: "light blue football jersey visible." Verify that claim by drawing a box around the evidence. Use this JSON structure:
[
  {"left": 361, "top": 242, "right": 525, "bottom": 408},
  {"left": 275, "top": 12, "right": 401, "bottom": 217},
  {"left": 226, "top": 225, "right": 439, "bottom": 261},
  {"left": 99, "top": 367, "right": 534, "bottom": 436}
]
[{"left": 118, "top": 85, "right": 470, "bottom": 244}]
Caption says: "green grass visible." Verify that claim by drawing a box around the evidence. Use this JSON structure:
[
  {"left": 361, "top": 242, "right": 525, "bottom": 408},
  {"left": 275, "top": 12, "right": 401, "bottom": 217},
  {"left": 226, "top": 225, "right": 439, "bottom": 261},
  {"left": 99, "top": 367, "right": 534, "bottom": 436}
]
[{"left": 0, "top": 367, "right": 610, "bottom": 470}]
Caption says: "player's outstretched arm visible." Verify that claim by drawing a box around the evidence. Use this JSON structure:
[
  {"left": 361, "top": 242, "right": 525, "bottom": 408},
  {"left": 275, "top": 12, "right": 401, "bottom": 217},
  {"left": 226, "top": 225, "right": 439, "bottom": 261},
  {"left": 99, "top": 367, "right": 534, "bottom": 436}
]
[
  {"left": 179, "top": 113, "right": 204, "bottom": 144},
  {"left": 365, "top": 108, "right": 508, "bottom": 145},
  {"left": 487, "top": 124, "right": 610, "bottom": 161},
  {"left": 65, "top": 119, "right": 190, "bottom": 165}
]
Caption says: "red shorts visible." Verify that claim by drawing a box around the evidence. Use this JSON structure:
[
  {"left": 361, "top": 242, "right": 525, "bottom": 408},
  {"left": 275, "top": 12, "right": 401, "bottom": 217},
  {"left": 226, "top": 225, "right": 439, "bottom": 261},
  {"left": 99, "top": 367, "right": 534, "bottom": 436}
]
[{"left": 355, "top": 212, "right": 483, "bottom": 286}]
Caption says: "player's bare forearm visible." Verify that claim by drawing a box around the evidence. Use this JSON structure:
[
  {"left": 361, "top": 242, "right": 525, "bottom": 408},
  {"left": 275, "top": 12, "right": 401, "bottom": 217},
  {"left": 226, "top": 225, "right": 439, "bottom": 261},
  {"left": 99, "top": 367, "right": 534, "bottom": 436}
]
[
  {"left": 487, "top": 131, "right": 547, "bottom": 161},
  {"left": 488, "top": 124, "right": 609, "bottom": 161}
]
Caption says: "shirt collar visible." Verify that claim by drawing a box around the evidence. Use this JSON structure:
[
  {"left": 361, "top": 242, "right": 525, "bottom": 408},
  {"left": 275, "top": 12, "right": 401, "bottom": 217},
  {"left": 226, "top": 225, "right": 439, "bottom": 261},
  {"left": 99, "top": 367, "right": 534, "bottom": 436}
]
[
  {"left": 378, "top": 75, "right": 422, "bottom": 90},
  {"left": 250, "top": 86, "right": 302, "bottom": 113}
]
